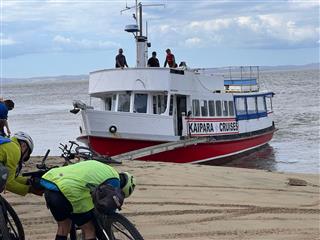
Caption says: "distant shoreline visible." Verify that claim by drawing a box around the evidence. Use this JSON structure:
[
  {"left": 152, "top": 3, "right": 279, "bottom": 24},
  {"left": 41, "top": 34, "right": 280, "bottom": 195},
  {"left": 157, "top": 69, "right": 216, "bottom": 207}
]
[{"left": 1, "top": 63, "right": 318, "bottom": 85}]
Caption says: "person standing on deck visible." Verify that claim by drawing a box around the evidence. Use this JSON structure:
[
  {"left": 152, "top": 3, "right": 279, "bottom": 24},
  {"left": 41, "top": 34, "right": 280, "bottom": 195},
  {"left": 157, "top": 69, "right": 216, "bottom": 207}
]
[
  {"left": 115, "top": 48, "right": 129, "bottom": 69},
  {"left": 164, "top": 49, "right": 177, "bottom": 68},
  {"left": 147, "top": 51, "right": 160, "bottom": 67}
]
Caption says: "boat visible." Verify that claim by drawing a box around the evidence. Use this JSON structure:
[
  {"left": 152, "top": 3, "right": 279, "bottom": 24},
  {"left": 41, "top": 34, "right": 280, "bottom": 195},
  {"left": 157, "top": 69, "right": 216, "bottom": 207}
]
[{"left": 70, "top": 1, "right": 276, "bottom": 164}]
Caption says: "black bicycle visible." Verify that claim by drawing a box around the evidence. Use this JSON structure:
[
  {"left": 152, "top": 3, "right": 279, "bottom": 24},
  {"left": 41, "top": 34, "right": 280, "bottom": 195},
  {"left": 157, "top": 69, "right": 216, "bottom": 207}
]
[
  {"left": 23, "top": 146, "right": 143, "bottom": 240},
  {"left": 59, "top": 141, "right": 121, "bottom": 165},
  {"left": 0, "top": 176, "right": 25, "bottom": 240}
]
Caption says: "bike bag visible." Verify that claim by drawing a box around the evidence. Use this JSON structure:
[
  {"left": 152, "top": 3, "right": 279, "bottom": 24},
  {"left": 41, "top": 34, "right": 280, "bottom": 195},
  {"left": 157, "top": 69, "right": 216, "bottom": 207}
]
[
  {"left": 0, "top": 163, "right": 8, "bottom": 193},
  {"left": 90, "top": 182, "right": 124, "bottom": 214}
]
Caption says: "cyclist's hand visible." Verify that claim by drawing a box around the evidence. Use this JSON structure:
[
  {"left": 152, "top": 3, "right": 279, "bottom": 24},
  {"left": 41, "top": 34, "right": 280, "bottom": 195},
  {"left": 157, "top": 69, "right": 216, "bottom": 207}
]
[
  {"left": 27, "top": 177, "right": 43, "bottom": 189},
  {"left": 29, "top": 186, "right": 44, "bottom": 196}
]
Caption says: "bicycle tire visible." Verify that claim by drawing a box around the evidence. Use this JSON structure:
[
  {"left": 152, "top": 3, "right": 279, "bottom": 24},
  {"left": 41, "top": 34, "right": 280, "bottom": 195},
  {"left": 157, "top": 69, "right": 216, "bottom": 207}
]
[
  {"left": 75, "top": 147, "right": 121, "bottom": 164},
  {"left": 75, "top": 146, "right": 101, "bottom": 160},
  {"left": 97, "top": 212, "right": 144, "bottom": 240},
  {"left": 0, "top": 201, "right": 10, "bottom": 240},
  {"left": 0, "top": 196, "right": 25, "bottom": 240}
]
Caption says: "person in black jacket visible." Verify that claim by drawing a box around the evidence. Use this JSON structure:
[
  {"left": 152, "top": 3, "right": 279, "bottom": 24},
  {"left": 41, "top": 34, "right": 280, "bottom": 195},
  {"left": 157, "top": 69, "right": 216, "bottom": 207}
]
[
  {"left": 115, "top": 48, "right": 128, "bottom": 69},
  {"left": 147, "top": 51, "right": 160, "bottom": 67}
]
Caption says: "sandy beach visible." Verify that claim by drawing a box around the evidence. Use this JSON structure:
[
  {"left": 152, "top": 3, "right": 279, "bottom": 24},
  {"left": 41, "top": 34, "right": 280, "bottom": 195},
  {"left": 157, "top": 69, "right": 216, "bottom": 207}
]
[{"left": 3, "top": 156, "right": 319, "bottom": 240}]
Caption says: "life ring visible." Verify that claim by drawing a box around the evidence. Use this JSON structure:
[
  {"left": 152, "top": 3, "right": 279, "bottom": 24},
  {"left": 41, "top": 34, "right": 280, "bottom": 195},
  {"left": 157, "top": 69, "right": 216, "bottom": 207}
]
[{"left": 109, "top": 125, "right": 117, "bottom": 133}]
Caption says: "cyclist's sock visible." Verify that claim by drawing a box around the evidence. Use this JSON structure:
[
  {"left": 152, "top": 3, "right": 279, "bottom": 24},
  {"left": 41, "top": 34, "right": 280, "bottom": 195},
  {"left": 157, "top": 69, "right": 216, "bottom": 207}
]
[{"left": 55, "top": 235, "right": 67, "bottom": 240}]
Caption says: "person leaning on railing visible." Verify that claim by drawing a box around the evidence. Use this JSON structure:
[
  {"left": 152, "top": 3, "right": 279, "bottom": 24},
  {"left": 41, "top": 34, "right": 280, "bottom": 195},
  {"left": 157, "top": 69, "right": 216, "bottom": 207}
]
[{"left": 0, "top": 131, "right": 42, "bottom": 196}]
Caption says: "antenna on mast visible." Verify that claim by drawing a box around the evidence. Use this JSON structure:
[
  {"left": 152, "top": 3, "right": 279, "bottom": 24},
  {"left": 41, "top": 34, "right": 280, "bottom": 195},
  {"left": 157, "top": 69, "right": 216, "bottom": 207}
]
[{"left": 122, "top": 1, "right": 165, "bottom": 68}]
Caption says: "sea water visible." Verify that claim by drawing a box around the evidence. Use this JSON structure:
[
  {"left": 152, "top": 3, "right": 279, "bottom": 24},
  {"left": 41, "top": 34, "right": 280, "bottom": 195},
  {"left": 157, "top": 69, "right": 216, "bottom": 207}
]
[{"left": 2, "top": 69, "right": 319, "bottom": 174}]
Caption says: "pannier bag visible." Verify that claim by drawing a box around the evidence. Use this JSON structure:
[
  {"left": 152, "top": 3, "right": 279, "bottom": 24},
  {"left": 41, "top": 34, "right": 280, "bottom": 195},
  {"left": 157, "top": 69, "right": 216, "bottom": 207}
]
[
  {"left": 0, "top": 163, "right": 8, "bottom": 193},
  {"left": 90, "top": 182, "right": 124, "bottom": 214}
]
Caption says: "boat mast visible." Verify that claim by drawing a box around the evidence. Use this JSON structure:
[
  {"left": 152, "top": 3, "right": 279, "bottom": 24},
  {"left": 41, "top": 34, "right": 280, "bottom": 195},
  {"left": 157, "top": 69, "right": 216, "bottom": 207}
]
[
  {"left": 123, "top": 1, "right": 164, "bottom": 68},
  {"left": 136, "top": 1, "right": 148, "bottom": 68}
]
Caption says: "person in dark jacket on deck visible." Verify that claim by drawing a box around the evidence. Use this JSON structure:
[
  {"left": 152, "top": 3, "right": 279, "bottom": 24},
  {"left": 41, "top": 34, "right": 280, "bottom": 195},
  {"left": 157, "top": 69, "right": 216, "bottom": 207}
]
[
  {"left": 115, "top": 48, "right": 128, "bottom": 69},
  {"left": 147, "top": 51, "right": 160, "bottom": 67}
]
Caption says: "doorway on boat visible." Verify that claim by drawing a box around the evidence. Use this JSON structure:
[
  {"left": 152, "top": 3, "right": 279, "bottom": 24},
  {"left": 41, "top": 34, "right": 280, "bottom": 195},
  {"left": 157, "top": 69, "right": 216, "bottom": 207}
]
[{"left": 175, "top": 95, "right": 187, "bottom": 136}]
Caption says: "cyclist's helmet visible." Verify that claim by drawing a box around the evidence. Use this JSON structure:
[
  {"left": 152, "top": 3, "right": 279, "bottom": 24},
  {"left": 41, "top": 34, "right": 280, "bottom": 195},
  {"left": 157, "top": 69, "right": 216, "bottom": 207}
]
[
  {"left": 13, "top": 131, "right": 34, "bottom": 160},
  {"left": 119, "top": 172, "right": 136, "bottom": 198}
]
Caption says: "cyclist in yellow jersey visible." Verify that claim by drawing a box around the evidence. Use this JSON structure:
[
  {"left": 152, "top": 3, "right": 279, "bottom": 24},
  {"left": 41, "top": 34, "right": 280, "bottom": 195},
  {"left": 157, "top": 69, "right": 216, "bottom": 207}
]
[
  {"left": 41, "top": 160, "right": 136, "bottom": 240},
  {"left": 0, "top": 131, "right": 41, "bottom": 195}
]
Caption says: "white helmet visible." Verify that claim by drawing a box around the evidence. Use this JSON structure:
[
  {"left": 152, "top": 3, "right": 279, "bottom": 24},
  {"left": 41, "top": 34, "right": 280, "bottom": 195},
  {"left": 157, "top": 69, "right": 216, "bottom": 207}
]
[{"left": 13, "top": 131, "right": 34, "bottom": 154}]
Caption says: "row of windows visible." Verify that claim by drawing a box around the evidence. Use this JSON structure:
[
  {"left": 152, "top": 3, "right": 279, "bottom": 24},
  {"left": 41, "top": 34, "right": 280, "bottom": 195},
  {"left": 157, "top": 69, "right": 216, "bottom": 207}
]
[
  {"left": 104, "top": 93, "right": 167, "bottom": 114},
  {"left": 192, "top": 100, "right": 235, "bottom": 117},
  {"left": 235, "top": 95, "right": 267, "bottom": 115}
]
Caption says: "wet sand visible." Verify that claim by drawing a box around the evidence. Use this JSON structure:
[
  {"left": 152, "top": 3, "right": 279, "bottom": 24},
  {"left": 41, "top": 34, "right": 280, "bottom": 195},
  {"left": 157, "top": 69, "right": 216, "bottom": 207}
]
[{"left": 3, "top": 156, "right": 320, "bottom": 240}]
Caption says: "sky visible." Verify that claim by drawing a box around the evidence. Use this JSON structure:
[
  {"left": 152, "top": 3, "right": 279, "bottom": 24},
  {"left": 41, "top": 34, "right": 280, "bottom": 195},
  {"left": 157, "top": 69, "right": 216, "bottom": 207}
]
[{"left": 0, "top": 0, "right": 319, "bottom": 78}]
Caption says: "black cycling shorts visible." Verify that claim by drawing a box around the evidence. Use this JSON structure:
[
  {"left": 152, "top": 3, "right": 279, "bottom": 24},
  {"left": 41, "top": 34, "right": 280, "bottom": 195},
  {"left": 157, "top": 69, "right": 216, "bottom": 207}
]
[{"left": 44, "top": 190, "right": 93, "bottom": 226}]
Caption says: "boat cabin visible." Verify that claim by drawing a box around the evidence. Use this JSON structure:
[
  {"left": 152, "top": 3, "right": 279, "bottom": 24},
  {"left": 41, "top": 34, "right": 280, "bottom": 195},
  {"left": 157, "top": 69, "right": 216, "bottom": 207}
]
[{"left": 83, "top": 66, "right": 273, "bottom": 138}]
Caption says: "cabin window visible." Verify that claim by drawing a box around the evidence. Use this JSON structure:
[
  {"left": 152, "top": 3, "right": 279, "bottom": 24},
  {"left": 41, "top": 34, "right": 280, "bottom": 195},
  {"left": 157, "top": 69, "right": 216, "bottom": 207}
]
[
  {"left": 169, "top": 95, "right": 174, "bottom": 116},
  {"left": 247, "top": 97, "right": 257, "bottom": 114},
  {"left": 235, "top": 97, "right": 246, "bottom": 115},
  {"left": 134, "top": 94, "right": 148, "bottom": 113},
  {"left": 153, "top": 95, "right": 167, "bottom": 114},
  {"left": 228, "top": 101, "right": 235, "bottom": 116},
  {"left": 192, "top": 99, "right": 200, "bottom": 116},
  {"left": 266, "top": 95, "right": 273, "bottom": 112},
  {"left": 215, "top": 100, "right": 222, "bottom": 116},
  {"left": 118, "top": 93, "right": 131, "bottom": 112},
  {"left": 208, "top": 100, "right": 215, "bottom": 116},
  {"left": 201, "top": 100, "right": 208, "bottom": 116},
  {"left": 105, "top": 97, "right": 112, "bottom": 111},
  {"left": 235, "top": 93, "right": 272, "bottom": 120},
  {"left": 104, "top": 95, "right": 116, "bottom": 111},
  {"left": 223, "top": 101, "right": 228, "bottom": 116},
  {"left": 112, "top": 95, "right": 116, "bottom": 111},
  {"left": 257, "top": 96, "right": 266, "bottom": 113}
]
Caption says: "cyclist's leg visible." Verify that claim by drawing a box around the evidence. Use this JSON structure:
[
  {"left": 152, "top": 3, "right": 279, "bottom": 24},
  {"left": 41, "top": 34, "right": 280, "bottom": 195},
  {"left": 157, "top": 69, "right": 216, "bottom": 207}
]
[
  {"left": 79, "top": 220, "right": 96, "bottom": 239},
  {"left": 72, "top": 210, "right": 95, "bottom": 240},
  {"left": 44, "top": 190, "right": 73, "bottom": 238},
  {"left": 56, "top": 219, "right": 72, "bottom": 236}
]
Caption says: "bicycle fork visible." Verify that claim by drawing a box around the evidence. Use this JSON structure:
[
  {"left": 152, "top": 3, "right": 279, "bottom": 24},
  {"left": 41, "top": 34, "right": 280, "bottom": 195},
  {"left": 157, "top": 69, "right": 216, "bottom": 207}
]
[{"left": 95, "top": 218, "right": 111, "bottom": 240}]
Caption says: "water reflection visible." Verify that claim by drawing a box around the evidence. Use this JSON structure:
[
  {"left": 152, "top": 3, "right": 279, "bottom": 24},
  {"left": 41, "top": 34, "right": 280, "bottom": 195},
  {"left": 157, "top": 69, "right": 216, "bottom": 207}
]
[{"left": 222, "top": 144, "right": 277, "bottom": 171}]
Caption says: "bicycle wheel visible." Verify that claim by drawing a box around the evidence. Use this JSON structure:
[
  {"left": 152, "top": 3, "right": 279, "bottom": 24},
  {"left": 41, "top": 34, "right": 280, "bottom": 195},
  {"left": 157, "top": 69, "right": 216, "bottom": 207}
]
[
  {"left": 75, "top": 146, "right": 101, "bottom": 160},
  {"left": 0, "top": 196, "right": 24, "bottom": 240},
  {"left": 75, "top": 146, "right": 121, "bottom": 164},
  {"left": 0, "top": 202, "right": 10, "bottom": 240},
  {"left": 97, "top": 213, "right": 144, "bottom": 240}
]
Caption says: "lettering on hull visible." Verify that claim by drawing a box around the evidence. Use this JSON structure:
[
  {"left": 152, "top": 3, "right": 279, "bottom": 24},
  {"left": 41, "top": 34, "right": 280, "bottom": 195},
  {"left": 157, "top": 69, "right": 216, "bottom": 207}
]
[{"left": 186, "top": 118, "right": 239, "bottom": 136}]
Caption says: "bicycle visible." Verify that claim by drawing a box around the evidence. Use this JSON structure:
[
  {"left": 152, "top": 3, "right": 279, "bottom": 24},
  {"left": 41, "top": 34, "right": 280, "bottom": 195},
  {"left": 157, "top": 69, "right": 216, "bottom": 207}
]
[
  {"left": 59, "top": 141, "right": 121, "bottom": 165},
  {"left": 22, "top": 147, "right": 143, "bottom": 240},
  {"left": 0, "top": 170, "right": 25, "bottom": 240}
]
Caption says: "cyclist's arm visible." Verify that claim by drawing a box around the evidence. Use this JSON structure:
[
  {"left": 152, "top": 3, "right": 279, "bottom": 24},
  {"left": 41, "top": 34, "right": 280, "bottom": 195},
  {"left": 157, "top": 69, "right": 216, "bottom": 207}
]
[
  {"left": 4, "top": 120, "right": 11, "bottom": 136},
  {"left": 2, "top": 149, "right": 29, "bottom": 196},
  {"left": 14, "top": 175, "right": 28, "bottom": 185}
]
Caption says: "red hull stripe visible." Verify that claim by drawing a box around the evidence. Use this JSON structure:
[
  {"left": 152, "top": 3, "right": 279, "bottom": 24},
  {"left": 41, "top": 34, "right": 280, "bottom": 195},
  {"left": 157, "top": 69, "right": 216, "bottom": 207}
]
[{"left": 83, "top": 130, "right": 274, "bottom": 164}]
